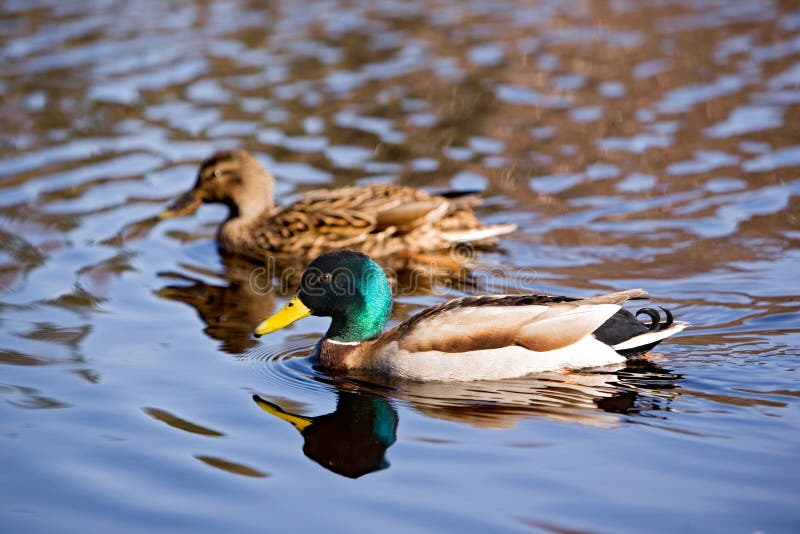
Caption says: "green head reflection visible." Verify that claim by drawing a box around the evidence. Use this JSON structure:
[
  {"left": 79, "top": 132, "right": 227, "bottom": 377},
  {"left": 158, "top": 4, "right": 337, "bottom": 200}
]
[{"left": 253, "top": 390, "right": 397, "bottom": 479}]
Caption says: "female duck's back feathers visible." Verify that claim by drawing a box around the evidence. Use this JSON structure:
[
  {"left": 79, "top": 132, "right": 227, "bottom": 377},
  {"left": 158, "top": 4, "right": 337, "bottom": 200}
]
[
  {"left": 244, "top": 183, "right": 515, "bottom": 257},
  {"left": 163, "top": 151, "right": 517, "bottom": 260}
]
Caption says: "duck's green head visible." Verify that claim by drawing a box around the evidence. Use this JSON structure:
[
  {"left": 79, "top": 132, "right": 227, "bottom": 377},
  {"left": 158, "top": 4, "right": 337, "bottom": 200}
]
[{"left": 254, "top": 250, "right": 392, "bottom": 342}]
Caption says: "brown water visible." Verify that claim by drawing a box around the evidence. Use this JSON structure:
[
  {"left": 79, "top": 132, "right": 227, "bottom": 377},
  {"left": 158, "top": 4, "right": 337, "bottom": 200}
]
[{"left": 1, "top": 0, "right": 799, "bottom": 531}]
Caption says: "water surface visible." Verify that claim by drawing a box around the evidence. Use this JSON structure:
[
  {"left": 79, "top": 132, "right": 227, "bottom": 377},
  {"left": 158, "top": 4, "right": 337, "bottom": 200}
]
[{"left": 1, "top": 0, "right": 799, "bottom": 532}]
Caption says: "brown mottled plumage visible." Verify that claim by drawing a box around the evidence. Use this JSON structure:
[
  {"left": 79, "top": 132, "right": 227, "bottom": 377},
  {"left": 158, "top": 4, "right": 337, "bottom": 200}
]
[{"left": 161, "top": 150, "right": 517, "bottom": 261}]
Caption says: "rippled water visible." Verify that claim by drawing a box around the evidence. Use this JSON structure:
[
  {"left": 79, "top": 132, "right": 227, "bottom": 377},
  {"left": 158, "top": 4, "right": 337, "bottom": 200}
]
[{"left": 2, "top": 0, "right": 799, "bottom": 531}]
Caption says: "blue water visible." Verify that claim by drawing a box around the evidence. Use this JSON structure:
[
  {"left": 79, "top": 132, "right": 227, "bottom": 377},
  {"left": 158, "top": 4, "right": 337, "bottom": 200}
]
[{"left": 1, "top": 0, "right": 799, "bottom": 532}]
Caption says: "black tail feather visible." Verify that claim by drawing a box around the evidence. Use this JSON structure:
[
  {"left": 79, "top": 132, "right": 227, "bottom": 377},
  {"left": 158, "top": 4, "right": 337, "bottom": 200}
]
[
  {"left": 433, "top": 189, "right": 483, "bottom": 199},
  {"left": 595, "top": 305, "right": 679, "bottom": 358},
  {"left": 634, "top": 307, "right": 673, "bottom": 332},
  {"left": 635, "top": 308, "right": 661, "bottom": 332},
  {"left": 659, "top": 306, "right": 673, "bottom": 329}
]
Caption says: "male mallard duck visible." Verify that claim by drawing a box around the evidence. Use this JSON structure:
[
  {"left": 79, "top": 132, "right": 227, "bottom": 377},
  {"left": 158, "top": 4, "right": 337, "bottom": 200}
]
[
  {"left": 160, "top": 150, "right": 516, "bottom": 261},
  {"left": 253, "top": 250, "right": 689, "bottom": 382}
]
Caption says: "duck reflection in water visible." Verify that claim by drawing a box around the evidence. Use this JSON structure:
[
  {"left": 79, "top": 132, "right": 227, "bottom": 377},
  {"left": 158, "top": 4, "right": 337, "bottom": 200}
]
[
  {"left": 370, "top": 359, "right": 682, "bottom": 430},
  {"left": 253, "top": 390, "right": 398, "bottom": 479},
  {"left": 155, "top": 254, "right": 283, "bottom": 354},
  {"left": 251, "top": 359, "right": 680, "bottom": 479}
]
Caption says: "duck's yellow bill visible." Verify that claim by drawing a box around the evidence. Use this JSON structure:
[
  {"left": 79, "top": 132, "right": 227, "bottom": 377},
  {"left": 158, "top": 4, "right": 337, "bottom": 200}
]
[
  {"left": 159, "top": 190, "right": 202, "bottom": 220},
  {"left": 254, "top": 295, "right": 311, "bottom": 337}
]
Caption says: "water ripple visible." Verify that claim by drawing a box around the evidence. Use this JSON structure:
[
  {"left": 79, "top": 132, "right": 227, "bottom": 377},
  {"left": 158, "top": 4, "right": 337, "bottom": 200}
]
[
  {"left": 243, "top": 340, "right": 325, "bottom": 395},
  {"left": 1, "top": 0, "right": 799, "bottom": 529}
]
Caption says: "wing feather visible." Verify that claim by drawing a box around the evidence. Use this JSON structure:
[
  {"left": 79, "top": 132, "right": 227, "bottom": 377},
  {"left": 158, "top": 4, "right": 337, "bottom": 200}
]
[
  {"left": 387, "top": 292, "right": 642, "bottom": 355},
  {"left": 375, "top": 199, "right": 449, "bottom": 230},
  {"left": 515, "top": 304, "right": 620, "bottom": 351}
]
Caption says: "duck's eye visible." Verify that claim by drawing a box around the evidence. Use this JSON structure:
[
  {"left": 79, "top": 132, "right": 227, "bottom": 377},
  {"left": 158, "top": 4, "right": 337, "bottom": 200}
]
[
  {"left": 213, "top": 169, "right": 222, "bottom": 178},
  {"left": 301, "top": 269, "right": 330, "bottom": 292}
]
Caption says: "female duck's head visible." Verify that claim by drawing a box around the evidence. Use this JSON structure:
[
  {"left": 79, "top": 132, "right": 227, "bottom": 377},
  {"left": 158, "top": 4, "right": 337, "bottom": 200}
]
[
  {"left": 160, "top": 150, "right": 275, "bottom": 221},
  {"left": 254, "top": 250, "right": 392, "bottom": 342}
]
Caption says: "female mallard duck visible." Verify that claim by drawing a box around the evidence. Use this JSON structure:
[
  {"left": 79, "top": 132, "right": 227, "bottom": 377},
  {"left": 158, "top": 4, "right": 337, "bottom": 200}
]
[
  {"left": 253, "top": 250, "right": 689, "bottom": 382},
  {"left": 160, "top": 150, "right": 516, "bottom": 260}
]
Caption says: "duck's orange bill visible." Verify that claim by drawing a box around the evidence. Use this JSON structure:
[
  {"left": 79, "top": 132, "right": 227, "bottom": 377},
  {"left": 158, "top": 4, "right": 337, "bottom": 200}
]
[
  {"left": 254, "top": 295, "right": 312, "bottom": 337},
  {"left": 159, "top": 190, "right": 202, "bottom": 220}
]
